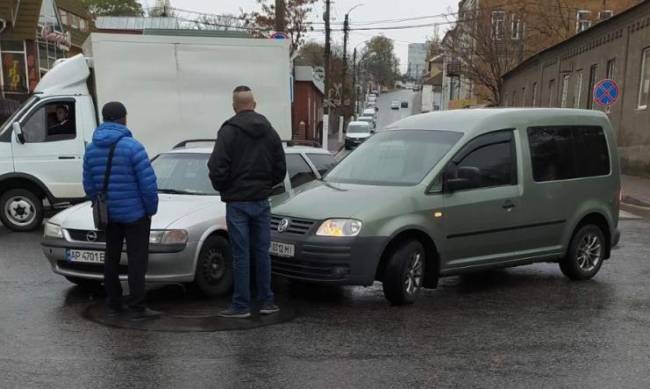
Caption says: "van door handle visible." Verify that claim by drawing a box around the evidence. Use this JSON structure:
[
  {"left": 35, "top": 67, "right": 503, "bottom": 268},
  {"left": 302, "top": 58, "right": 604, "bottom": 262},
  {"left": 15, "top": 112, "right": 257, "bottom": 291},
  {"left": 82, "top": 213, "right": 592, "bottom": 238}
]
[
  {"left": 502, "top": 200, "right": 515, "bottom": 210},
  {"left": 58, "top": 155, "right": 75, "bottom": 160}
]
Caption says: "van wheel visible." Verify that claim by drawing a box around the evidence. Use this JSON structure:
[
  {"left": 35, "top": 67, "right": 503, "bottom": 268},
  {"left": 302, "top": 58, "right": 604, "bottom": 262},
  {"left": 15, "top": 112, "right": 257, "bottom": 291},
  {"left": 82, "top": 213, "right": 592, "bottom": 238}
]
[
  {"left": 0, "top": 189, "right": 44, "bottom": 232},
  {"left": 65, "top": 276, "right": 103, "bottom": 291},
  {"left": 382, "top": 240, "right": 425, "bottom": 305},
  {"left": 560, "top": 225, "right": 605, "bottom": 280},
  {"left": 193, "top": 236, "right": 233, "bottom": 297}
]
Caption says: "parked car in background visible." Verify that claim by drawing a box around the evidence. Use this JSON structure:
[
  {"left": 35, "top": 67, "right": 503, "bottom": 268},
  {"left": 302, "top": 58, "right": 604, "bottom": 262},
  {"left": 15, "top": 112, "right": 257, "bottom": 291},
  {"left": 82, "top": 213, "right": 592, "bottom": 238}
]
[
  {"left": 41, "top": 143, "right": 336, "bottom": 296},
  {"left": 391, "top": 101, "right": 400, "bottom": 110},
  {"left": 268, "top": 109, "right": 620, "bottom": 305},
  {"left": 362, "top": 108, "right": 377, "bottom": 120},
  {"left": 357, "top": 116, "right": 376, "bottom": 130},
  {"left": 344, "top": 121, "right": 373, "bottom": 150},
  {"left": 401, "top": 101, "right": 409, "bottom": 108}
]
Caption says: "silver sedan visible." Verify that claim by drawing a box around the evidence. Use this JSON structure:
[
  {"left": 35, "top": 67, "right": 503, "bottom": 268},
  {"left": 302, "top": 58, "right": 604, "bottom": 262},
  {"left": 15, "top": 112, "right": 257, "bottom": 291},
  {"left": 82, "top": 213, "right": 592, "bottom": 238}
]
[{"left": 41, "top": 145, "right": 336, "bottom": 296}]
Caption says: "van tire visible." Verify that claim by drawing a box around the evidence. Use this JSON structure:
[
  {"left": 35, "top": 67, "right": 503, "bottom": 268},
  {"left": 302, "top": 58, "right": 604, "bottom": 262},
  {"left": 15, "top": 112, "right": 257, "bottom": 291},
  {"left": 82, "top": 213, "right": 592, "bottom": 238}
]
[
  {"left": 193, "top": 235, "right": 233, "bottom": 297},
  {"left": 0, "top": 189, "right": 44, "bottom": 232},
  {"left": 560, "top": 225, "right": 606, "bottom": 280},
  {"left": 382, "top": 240, "right": 425, "bottom": 305}
]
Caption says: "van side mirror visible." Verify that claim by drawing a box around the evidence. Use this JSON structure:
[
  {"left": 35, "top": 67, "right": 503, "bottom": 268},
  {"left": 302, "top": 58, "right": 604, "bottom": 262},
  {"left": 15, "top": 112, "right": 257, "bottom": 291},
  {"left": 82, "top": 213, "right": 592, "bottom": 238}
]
[
  {"left": 12, "top": 122, "right": 25, "bottom": 144},
  {"left": 443, "top": 166, "right": 481, "bottom": 193}
]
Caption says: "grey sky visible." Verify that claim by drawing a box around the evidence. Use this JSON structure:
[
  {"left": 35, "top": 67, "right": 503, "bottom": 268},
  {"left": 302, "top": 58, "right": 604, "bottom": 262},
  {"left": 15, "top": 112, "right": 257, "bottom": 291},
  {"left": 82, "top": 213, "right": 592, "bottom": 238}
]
[{"left": 143, "top": 0, "right": 458, "bottom": 72}]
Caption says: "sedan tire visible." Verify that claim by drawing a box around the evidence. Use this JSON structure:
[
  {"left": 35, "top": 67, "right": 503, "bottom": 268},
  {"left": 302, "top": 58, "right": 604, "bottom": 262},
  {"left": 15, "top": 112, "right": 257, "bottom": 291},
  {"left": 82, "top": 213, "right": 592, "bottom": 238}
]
[
  {"left": 194, "top": 235, "right": 233, "bottom": 297},
  {"left": 560, "top": 225, "right": 605, "bottom": 280},
  {"left": 382, "top": 240, "right": 425, "bottom": 305}
]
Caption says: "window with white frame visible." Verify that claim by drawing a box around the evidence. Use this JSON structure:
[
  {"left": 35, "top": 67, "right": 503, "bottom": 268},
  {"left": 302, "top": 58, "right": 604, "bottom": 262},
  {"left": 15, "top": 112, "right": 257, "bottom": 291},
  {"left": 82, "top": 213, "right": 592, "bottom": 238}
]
[
  {"left": 576, "top": 10, "right": 592, "bottom": 33},
  {"left": 599, "top": 10, "right": 614, "bottom": 20},
  {"left": 71, "top": 14, "right": 79, "bottom": 29},
  {"left": 79, "top": 18, "right": 87, "bottom": 32},
  {"left": 574, "top": 71, "right": 583, "bottom": 108},
  {"left": 532, "top": 82, "right": 538, "bottom": 106},
  {"left": 59, "top": 9, "right": 67, "bottom": 25},
  {"left": 561, "top": 74, "right": 571, "bottom": 108},
  {"left": 511, "top": 14, "right": 523, "bottom": 40},
  {"left": 492, "top": 11, "right": 506, "bottom": 40},
  {"left": 638, "top": 48, "right": 650, "bottom": 109}
]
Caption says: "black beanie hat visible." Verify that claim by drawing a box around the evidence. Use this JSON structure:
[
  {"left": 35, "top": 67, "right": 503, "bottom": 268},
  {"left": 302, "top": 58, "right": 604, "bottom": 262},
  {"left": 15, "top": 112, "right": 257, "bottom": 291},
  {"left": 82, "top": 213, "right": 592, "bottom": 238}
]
[{"left": 102, "top": 101, "right": 127, "bottom": 122}]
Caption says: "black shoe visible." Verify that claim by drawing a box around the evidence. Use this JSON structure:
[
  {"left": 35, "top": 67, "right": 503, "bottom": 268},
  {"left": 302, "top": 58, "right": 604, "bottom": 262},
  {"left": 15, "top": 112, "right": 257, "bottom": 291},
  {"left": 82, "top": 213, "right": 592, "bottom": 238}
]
[
  {"left": 218, "top": 307, "right": 251, "bottom": 319},
  {"left": 126, "top": 307, "right": 161, "bottom": 321},
  {"left": 259, "top": 303, "right": 280, "bottom": 315},
  {"left": 106, "top": 304, "right": 126, "bottom": 318}
]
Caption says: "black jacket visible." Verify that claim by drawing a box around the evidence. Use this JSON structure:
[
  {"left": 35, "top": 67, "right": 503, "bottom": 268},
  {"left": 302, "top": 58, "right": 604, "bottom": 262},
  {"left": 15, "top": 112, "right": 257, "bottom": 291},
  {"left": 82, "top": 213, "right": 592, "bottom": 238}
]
[{"left": 207, "top": 110, "right": 287, "bottom": 202}]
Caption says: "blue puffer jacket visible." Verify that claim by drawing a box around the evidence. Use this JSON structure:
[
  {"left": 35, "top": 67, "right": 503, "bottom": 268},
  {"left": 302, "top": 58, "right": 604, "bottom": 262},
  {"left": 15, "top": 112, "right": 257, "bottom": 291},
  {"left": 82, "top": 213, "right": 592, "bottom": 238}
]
[{"left": 83, "top": 122, "right": 158, "bottom": 223}]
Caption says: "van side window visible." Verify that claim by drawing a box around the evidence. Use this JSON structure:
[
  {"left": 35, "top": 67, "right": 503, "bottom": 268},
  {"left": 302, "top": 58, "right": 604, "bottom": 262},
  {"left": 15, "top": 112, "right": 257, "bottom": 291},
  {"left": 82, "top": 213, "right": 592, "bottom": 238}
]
[
  {"left": 21, "top": 101, "right": 76, "bottom": 143},
  {"left": 286, "top": 154, "right": 317, "bottom": 189},
  {"left": 448, "top": 131, "right": 517, "bottom": 190},
  {"left": 527, "top": 126, "right": 610, "bottom": 182}
]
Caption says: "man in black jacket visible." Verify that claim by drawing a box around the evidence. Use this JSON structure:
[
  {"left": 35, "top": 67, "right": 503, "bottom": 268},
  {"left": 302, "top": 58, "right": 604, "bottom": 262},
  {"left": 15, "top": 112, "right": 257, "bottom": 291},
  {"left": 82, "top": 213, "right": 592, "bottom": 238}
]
[{"left": 208, "top": 86, "right": 287, "bottom": 318}]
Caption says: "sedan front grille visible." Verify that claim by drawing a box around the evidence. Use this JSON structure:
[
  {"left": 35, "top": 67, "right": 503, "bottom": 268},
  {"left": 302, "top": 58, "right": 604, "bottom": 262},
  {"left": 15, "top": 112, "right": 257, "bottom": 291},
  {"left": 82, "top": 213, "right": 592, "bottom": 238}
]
[
  {"left": 66, "top": 229, "right": 106, "bottom": 243},
  {"left": 271, "top": 215, "right": 316, "bottom": 235}
]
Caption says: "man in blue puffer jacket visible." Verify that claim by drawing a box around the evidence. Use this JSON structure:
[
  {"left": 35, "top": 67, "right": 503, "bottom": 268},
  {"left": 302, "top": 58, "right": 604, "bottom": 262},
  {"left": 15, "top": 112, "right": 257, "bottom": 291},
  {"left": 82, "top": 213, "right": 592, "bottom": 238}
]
[{"left": 83, "top": 102, "right": 159, "bottom": 319}]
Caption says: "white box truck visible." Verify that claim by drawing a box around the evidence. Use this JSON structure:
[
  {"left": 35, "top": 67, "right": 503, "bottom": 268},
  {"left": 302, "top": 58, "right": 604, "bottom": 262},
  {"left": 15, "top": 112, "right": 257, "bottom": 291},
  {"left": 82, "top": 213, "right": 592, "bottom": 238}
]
[{"left": 0, "top": 33, "right": 292, "bottom": 231}]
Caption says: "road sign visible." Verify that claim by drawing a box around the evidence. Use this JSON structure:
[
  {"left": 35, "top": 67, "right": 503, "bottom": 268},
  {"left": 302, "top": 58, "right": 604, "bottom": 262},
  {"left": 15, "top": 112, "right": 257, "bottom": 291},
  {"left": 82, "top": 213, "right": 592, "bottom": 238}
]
[
  {"left": 593, "top": 79, "right": 620, "bottom": 107},
  {"left": 270, "top": 32, "right": 289, "bottom": 40}
]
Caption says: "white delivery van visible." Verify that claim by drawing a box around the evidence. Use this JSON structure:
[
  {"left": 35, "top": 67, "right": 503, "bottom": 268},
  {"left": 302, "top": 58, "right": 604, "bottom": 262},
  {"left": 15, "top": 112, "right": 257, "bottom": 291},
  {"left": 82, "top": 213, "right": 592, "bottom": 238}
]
[{"left": 0, "top": 33, "right": 292, "bottom": 231}]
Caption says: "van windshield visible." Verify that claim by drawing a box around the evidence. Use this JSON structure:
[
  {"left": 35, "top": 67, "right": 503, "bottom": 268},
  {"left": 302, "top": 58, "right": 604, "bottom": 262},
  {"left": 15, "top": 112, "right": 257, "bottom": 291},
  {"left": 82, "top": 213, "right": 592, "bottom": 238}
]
[
  {"left": 0, "top": 95, "right": 38, "bottom": 140},
  {"left": 325, "top": 130, "right": 462, "bottom": 186}
]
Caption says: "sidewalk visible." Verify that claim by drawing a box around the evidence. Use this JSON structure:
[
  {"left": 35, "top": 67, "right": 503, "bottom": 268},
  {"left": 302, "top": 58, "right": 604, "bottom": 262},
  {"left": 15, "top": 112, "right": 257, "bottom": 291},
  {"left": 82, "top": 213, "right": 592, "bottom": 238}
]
[
  {"left": 327, "top": 134, "right": 343, "bottom": 154},
  {"left": 622, "top": 175, "right": 650, "bottom": 208}
]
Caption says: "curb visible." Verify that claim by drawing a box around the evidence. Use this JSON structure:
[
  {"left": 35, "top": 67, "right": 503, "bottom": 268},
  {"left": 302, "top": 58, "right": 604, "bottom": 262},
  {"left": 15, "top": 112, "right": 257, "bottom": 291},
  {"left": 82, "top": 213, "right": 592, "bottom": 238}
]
[{"left": 621, "top": 195, "right": 650, "bottom": 210}]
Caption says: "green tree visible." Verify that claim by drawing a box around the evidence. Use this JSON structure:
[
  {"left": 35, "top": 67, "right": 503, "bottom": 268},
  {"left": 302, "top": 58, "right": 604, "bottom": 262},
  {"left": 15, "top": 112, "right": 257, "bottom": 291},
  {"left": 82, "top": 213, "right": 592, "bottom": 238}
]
[
  {"left": 241, "top": 0, "right": 317, "bottom": 55},
  {"left": 359, "top": 36, "right": 400, "bottom": 88},
  {"left": 82, "top": 0, "right": 144, "bottom": 17}
]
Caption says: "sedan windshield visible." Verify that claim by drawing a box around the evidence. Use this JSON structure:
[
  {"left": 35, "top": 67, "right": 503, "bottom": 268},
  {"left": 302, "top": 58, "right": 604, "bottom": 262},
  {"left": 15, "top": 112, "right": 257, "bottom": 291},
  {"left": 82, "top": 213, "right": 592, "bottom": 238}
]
[
  {"left": 325, "top": 130, "right": 463, "bottom": 186},
  {"left": 152, "top": 153, "right": 217, "bottom": 195},
  {"left": 347, "top": 124, "right": 370, "bottom": 133}
]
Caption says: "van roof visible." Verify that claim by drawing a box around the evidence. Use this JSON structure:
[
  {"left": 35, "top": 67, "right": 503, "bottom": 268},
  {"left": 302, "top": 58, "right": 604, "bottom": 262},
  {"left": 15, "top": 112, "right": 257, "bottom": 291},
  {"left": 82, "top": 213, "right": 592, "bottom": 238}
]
[{"left": 385, "top": 108, "right": 610, "bottom": 136}]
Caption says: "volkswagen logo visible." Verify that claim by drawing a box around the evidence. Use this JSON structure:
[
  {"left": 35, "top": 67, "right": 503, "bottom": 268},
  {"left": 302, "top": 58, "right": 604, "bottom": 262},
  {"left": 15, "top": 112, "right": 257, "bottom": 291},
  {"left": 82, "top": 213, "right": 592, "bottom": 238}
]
[
  {"left": 86, "top": 231, "right": 98, "bottom": 242},
  {"left": 277, "top": 218, "right": 290, "bottom": 233}
]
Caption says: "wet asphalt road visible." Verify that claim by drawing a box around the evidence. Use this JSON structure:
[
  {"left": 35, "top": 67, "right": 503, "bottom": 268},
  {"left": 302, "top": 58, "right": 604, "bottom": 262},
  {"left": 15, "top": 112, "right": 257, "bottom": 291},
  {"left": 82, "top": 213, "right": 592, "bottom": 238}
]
[{"left": 1, "top": 212, "right": 650, "bottom": 388}]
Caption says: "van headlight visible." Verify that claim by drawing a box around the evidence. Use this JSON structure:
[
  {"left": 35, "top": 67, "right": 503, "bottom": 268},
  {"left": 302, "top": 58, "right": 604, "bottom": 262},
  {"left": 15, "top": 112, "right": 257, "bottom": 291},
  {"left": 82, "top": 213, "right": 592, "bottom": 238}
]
[
  {"left": 149, "top": 229, "right": 188, "bottom": 245},
  {"left": 44, "top": 222, "right": 63, "bottom": 239},
  {"left": 316, "top": 219, "right": 362, "bottom": 237}
]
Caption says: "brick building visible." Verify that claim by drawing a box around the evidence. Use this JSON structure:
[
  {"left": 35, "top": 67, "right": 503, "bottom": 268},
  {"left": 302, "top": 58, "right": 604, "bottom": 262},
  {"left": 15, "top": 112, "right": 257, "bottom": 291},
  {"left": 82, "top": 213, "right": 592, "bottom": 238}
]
[
  {"left": 501, "top": 0, "right": 650, "bottom": 175},
  {"left": 292, "top": 66, "right": 324, "bottom": 143}
]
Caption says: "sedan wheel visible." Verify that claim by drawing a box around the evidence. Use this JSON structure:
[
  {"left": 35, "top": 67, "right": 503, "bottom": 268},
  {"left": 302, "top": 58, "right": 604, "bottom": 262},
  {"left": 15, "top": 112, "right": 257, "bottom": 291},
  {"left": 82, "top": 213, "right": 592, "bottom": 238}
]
[{"left": 194, "top": 235, "right": 233, "bottom": 297}]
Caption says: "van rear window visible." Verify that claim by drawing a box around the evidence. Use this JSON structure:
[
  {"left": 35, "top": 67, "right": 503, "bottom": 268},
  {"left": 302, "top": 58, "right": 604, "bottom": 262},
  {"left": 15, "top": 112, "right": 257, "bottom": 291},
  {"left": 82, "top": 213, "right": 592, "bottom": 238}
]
[{"left": 527, "top": 126, "right": 610, "bottom": 182}]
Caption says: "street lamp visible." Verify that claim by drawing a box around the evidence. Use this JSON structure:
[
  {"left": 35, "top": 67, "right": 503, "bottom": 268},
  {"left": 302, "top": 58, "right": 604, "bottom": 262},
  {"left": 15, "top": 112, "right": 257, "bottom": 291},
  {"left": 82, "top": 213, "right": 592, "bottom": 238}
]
[
  {"left": 352, "top": 40, "right": 368, "bottom": 116},
  {"left": 342, "top": 3, "right": 363, "bottom": 115}
]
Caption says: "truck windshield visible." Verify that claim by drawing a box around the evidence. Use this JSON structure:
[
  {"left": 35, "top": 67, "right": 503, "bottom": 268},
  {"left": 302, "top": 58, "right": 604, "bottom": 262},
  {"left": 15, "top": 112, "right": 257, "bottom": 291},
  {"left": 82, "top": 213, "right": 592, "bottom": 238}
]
[
  {"left": 325, "top": 130, "right": 463, "bottom": 186},
  {"left": 152, "top": 153, "right": 218, "bottom": 196},
  {"left": 0, "top": 95, "right": 39, "bottom": 139}
]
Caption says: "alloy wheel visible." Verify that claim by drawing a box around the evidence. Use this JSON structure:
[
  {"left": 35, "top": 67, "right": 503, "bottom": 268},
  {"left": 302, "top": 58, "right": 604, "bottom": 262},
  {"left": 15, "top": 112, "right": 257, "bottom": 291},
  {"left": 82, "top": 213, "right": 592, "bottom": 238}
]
[
  {"left": 404, "top": 251, "right": 424, "bottom": 295},
  {"left": 576, "top": 233, "right": 602, "bottom": 272}
]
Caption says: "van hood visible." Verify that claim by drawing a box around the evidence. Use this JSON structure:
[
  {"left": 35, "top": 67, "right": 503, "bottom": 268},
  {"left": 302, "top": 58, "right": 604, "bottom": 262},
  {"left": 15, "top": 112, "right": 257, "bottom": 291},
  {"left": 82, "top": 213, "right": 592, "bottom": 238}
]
[{"left": 272, "top": 180, "right": 410, "bottom": 221}]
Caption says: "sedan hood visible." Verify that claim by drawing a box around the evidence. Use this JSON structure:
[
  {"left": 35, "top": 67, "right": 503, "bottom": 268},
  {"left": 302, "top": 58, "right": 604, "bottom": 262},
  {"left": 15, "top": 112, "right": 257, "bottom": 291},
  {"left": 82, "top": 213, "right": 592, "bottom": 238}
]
[
  {"left": 272, "top": 180, "right": 410, "bottom": 220},
  {"left": 52, "top": 195, "right": 220, "bottom": 230}
]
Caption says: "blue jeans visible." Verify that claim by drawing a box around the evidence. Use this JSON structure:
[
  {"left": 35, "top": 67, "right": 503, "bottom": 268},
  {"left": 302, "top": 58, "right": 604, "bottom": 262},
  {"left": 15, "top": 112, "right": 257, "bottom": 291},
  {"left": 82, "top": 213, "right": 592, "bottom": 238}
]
[{"left": 226, "top": 200, "right": 274, "bottom": 311}]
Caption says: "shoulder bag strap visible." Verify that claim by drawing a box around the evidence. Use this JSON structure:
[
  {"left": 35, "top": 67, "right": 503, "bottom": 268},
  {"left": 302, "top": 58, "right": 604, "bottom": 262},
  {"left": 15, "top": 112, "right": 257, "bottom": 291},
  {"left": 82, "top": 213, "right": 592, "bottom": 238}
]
[{"left": 102, "top": 141, "right": 119, "bottom": 194}]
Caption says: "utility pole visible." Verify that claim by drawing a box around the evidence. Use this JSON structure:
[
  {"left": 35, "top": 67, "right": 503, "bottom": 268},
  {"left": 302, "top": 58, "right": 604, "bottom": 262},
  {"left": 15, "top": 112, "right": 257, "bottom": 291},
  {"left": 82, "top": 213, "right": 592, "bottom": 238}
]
[
  {"left": 275, "top": 0, "right": 286, "bottom": 32},
  {"left": 352, "top": 47, "right": 357, "bottom": 116},
  {"left": 341, "top": 12, "right": 350, "bottom": 113},
  {"left": 324, "top": 0, "right": 331, "bottom": 115}
]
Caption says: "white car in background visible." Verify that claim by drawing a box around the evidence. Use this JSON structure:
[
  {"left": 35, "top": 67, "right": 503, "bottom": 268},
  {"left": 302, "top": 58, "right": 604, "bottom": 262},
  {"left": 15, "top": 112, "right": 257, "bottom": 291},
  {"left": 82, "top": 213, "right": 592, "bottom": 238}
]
[{"left": 41, "top": 142, "right": 337, "bottom": 296}]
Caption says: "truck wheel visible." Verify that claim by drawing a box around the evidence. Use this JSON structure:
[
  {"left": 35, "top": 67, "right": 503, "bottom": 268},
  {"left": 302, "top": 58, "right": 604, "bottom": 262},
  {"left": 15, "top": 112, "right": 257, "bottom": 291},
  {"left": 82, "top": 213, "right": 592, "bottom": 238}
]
[
  {"left": 194, "top": 235, "right": 233, "bottom": 297},
  {"left": 560, "top": 225, "right": 605, "bottom": 280},
  {"left": 382, "top": 240, "right": 425, "bottom": 305},
  {"left": 65, "top": 276, "right": 103, "bottom": 291},
  {"left": 0, "top": 189, "right": 44, "bottom": 232}
]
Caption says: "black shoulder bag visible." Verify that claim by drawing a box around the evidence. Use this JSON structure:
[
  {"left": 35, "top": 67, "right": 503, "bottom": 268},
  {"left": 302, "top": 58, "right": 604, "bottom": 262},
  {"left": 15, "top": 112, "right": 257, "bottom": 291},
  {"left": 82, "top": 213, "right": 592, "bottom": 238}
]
[{"left": 92, "top": 142, "right": 118, "bottom": 230}]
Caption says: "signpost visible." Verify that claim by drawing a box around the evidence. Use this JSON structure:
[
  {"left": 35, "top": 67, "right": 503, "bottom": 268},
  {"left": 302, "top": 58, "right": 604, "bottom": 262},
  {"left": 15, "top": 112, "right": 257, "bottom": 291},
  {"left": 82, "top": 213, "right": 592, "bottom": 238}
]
[{"left": 593, "top": 79, "right": 620, "bottom": 113}]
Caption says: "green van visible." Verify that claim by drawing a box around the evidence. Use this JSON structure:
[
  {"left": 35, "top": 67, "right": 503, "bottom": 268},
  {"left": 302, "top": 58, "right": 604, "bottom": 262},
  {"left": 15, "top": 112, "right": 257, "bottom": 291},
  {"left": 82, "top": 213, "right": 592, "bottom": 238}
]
[{"left": 270, "top": 109, "right": 621, "bottom": 305}]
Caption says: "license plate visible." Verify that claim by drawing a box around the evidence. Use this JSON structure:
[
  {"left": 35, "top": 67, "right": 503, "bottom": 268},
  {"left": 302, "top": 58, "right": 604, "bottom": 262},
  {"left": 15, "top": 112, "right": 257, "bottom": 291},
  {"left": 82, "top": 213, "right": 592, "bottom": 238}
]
[
  {"left": 65, "top": 249, "right": 105, "bottom": 264},
  {"left": 270, "top": 241, "right": 295, "bottom": 258}
]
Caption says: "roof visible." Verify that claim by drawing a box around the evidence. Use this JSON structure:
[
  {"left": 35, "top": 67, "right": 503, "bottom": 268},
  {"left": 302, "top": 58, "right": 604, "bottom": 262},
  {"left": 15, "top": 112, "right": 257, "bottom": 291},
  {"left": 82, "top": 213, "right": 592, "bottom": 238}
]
[
  {"left": 503, "top": 0, "right": 650, "bottom": 79},
  {"left": 0, "top": 0, "right": 42, "bottom": 41},
  {"left": 385, "top": 108, "right": 609, "bottom": 136},
  {"left": 55, "top": 0, "right": 90, "bottom": 18},
  {"left": 294, "top": 66, "right": 325, "bottom": 95},
  {"left": 95, "top": 16, "right": 181, "bottom": 30}
]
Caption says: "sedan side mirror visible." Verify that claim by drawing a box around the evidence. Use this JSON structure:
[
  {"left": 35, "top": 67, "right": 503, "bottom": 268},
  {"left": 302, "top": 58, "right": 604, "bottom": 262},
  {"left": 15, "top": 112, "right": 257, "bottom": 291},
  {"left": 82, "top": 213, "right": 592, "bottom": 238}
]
[{"left": 12, "top": 122, "right": 25, "bottom": 144}]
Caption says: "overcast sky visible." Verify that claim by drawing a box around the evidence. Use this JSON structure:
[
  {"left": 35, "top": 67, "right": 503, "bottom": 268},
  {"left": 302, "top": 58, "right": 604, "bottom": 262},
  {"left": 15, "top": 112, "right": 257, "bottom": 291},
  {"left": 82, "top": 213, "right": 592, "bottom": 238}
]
[{"left": 142, "top": 0, "right": 459, "bottom": 72}]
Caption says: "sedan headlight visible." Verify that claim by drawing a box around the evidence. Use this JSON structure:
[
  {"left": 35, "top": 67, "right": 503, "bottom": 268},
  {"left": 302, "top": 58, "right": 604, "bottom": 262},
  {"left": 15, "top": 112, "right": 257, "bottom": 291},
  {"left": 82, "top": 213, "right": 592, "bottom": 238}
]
[
  {"left": 149, "top": 229, "right": 189, "bottom": 245},
  {"left": 44, "top": 222, "right": 63, "bottom": 239},
  {"left": 316, "top": 219, "right": 362, "bottom": 237}
]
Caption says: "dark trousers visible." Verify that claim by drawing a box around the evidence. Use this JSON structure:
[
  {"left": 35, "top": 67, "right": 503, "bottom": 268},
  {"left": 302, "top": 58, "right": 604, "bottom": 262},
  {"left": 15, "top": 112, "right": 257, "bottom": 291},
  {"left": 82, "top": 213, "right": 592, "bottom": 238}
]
[{"left": 104, "top": 217, "right": 151, "bottom": 311}]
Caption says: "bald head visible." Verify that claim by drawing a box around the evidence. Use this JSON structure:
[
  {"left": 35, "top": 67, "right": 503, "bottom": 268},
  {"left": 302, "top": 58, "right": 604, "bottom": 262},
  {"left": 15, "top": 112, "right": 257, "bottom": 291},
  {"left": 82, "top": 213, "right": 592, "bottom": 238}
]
[{"left": 233, "top": 85, "right": 256, "bottom": 113}]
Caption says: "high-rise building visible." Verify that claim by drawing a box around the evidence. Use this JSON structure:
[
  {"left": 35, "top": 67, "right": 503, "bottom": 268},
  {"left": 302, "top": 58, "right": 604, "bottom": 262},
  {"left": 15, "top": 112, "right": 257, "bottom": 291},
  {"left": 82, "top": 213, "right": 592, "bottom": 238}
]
[{"left": 407, "top": 43, "right": 427, "bottom": 81}]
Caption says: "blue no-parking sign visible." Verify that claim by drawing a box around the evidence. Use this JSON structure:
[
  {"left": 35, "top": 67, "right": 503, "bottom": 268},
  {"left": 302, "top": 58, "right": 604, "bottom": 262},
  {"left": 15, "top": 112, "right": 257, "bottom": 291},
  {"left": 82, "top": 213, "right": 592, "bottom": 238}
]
[{"left": 593, "top": 79, "right": 620, "bottom": 107}]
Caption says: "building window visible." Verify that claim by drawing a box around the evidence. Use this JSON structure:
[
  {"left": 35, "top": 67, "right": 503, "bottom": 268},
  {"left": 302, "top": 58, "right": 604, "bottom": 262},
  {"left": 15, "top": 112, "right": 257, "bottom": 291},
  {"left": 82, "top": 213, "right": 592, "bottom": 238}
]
[
  {"left": 576, "top": 10, "right": 592, "bottom": 33},
  {"left": 587, "top": 64, "right": 598, "bottom": 109},
  {"left": 59, "top": 9, "right": 68, "bottom": 25},
  {"left": 574, "top": 71, "right": 583, "bottom": 108},
  {"left": 531, "top": 82, "right": 538, "bottom": 106},
  {"left": 548, "top": 79, "right": 556, "bottom": 107},
  {"left": 71, "top": 14, "right": 79, "bottom": 29},
  {"left": 0, "top": 41, "right": 29, "bottom": 99},
  {"left": 561, "top": 74, "right": 571, "bottom": 108},
  {"left": 639, "top": 48, "right": 650, "bottom": 109},
  {"left": 606, "top": 58, "right": 616, "bottom": 80},
  {"left": 599, "top": 10, "right": 614, "bottom": 21},
  {"left": 521, "top": 87, "right": 526, "bottom": 106},
  {"left": 80, "top": 18, "right": 88, "bottom": 32},
  {"left": 492, "top": 11, "right": 506, "bottom": 40},
  {"left": 512, "top": 91, "right": 517, "bottom": 107},
  {"left": 511, "top": 14, "right": 523, "bottom": 40}
]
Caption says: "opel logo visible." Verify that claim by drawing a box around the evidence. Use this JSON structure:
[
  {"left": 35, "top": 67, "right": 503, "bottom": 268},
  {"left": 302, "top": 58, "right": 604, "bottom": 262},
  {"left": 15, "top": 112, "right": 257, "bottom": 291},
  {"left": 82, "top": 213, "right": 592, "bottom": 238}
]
[
  {"left": 86, "top": 231, "right": 98, "bottom": 242},
  {"left": 277, "top": 218, "right": 290, "bottom": 233}
]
